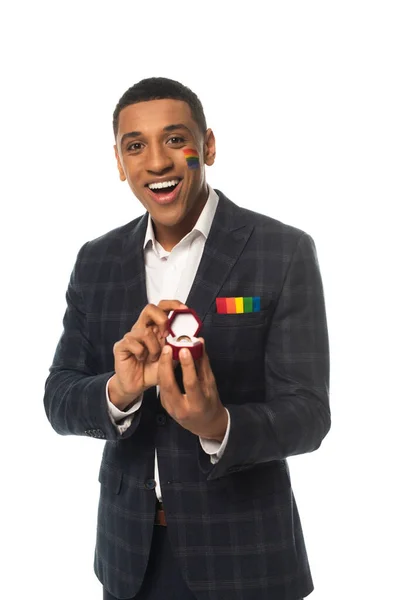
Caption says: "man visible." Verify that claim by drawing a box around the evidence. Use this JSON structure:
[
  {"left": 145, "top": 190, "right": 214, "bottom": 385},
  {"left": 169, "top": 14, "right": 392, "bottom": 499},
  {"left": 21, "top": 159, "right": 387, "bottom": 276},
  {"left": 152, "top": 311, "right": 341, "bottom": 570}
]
[{"left": 44, "top": 77, "right": 330, "bottom": 600}]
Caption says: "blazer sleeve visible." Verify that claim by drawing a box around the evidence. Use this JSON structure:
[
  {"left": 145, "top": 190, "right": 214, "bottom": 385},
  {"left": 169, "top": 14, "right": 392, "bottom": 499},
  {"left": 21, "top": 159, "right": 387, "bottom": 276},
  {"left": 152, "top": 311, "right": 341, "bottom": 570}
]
[
  {"left": 200, "top": 232, "right": 331, "bottom": 479},
  {"left": 43, "top": 243, "right": 142, "bottom": 441}
]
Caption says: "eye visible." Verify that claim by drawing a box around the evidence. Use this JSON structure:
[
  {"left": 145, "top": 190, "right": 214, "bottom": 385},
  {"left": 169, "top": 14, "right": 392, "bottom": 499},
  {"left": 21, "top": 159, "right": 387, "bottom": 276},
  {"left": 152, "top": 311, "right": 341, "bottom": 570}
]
[
  {"left": 167, "top": 136, "right": 185, "bottom": 145},
  {"left": 127, "top": 142, "right": 143, "bottom": 152}
]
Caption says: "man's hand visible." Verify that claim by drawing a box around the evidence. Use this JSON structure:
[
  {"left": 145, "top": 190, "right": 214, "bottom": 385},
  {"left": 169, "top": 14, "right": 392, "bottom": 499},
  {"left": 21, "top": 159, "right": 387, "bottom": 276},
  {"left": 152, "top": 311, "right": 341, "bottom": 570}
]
[
  {"left": 158, "top": 340, "right": 228, "bottom": 441},
  {"left": 109, "top": 300, "right": 187, "bottom": 410}
]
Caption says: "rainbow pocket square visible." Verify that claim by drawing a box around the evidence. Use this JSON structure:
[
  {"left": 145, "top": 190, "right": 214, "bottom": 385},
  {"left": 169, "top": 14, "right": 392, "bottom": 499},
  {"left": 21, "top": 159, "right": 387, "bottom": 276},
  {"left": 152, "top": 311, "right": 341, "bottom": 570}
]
[{"left": 216, "top": 297, "right": 261, "bottom": 314}]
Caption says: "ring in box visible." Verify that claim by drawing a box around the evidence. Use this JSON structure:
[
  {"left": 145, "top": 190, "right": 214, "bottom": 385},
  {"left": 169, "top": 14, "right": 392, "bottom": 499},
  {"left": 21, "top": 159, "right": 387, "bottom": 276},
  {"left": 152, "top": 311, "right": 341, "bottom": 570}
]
[{"left": 166, "top": 308, "right": 203, "bottom": 360}]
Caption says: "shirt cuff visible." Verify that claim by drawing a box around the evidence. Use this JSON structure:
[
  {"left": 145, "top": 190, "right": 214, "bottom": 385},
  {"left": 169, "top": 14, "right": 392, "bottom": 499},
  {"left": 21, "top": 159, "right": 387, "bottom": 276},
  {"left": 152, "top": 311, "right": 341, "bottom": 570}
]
[
  {"left": 199, "top": 409, "right": 231, "bottom": 464},
  {"left": 106, "top": 377, "right": 143, "bottom": 434}
]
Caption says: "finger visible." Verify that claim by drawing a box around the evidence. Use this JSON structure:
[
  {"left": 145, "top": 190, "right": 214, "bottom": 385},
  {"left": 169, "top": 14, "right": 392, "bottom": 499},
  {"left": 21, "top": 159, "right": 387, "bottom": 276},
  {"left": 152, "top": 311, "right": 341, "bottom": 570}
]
[
  {"left": 158, "top": 345, "right": 183, "bottom": 406},
  {"left": 152, "top": 326, "right": 163, "bottom": 341},
  {"left": 120, "top": 330, "right": 161, "bottom": 363},
  {"left": 134, "top": 327, "right": 162, "bottom": 362},
  {"left": 137, "top": 301, "right": 187, "bottom": 337},
  {"left": 179, "top": 348, "right": 203, "bottom": 401},
  {"left": 157, "top": 299, "right": 187, "bottom": 312},
  {"left": 194, "top": 338, "right": 213, "bottom": 381},
  {"left": 115, "top": 335, "right": 148, "bottom": 362},
  {"left": 136, "top": 304, "right": 168, "bottom": 332}
]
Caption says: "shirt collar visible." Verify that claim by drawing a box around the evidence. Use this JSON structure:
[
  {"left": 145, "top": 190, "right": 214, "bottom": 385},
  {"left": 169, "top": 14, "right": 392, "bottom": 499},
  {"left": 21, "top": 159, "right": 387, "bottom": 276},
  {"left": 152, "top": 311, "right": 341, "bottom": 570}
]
[{"left": 143, "top": 184, "right": 219, "bottom": 252}]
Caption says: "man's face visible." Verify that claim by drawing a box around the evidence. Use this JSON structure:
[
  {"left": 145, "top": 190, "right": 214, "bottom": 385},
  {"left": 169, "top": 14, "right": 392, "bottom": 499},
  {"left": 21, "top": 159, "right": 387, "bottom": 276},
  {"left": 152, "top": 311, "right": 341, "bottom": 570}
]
[{"left": 114, "top": 99, "right": 215, "bottom": 231}]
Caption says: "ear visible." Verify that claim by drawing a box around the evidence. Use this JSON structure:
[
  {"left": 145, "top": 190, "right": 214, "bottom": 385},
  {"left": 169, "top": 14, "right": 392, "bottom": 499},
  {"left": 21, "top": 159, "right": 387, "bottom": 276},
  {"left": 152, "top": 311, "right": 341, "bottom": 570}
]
[
  {"left": 114, "top": 144, "right": 126, "bottom": 181},
  {"left": 203, "top": 129, "right": 216, "bottom": 167}
]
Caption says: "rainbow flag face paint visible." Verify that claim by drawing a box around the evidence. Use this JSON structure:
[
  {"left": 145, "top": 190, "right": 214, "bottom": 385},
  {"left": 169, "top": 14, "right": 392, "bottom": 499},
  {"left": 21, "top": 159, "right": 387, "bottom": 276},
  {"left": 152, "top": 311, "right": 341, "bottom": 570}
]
[
  {"left": 183, "top": 148, "right": 200, "bottom": 169},
  {"left": 216, "top": 297, "right": 261, "bottom": 314}
]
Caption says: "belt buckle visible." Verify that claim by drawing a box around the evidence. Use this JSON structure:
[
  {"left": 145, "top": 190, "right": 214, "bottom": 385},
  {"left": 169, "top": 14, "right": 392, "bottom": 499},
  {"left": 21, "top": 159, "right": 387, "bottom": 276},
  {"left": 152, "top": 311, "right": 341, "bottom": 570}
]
[{"left": 155, "top": 501, "right": 167, "bottom": 526}]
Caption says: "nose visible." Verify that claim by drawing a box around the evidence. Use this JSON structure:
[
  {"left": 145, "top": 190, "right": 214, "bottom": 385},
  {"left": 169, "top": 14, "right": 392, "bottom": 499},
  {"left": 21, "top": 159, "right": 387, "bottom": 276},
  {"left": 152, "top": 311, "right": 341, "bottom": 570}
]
[{"left": 146, "top": 144, "right": 174, "bottom": 175}]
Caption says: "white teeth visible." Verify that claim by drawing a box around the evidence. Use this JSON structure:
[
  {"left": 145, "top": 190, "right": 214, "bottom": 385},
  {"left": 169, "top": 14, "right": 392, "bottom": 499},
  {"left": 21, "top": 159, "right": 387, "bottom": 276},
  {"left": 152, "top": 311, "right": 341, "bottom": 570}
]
[{"left": 148, "top": 179, "right": 180, "bottom": 190}]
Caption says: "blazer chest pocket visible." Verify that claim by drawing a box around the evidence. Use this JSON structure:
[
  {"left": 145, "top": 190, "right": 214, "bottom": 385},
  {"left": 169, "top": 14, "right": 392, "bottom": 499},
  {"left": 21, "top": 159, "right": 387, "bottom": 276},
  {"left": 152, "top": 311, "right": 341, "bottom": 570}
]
[
  {"left": 204, "top": 310, "right": 269, "bottom": 369},
  {"left": 206, "top": 309, "right": 269, "bottom": 328}
]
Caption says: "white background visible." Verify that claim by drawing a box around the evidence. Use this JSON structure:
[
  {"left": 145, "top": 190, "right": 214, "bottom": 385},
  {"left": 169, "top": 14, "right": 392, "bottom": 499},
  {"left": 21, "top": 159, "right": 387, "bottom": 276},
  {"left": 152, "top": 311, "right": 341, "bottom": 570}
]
[{"left": 1, "top": 1, "right": 399, "bottom": 598}]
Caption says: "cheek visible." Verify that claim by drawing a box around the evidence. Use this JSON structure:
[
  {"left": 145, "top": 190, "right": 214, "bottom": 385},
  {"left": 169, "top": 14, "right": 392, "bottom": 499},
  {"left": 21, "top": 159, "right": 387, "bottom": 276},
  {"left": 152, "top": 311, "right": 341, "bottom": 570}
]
[
  {"left": 124, "top": 165, "right": 141, "bottom": 188},
  {"left": 126, "top": 173, "right": 136, "bottom": 187},
  {"left": 182, "top": 147, "right": 200, "bottom": 170}
]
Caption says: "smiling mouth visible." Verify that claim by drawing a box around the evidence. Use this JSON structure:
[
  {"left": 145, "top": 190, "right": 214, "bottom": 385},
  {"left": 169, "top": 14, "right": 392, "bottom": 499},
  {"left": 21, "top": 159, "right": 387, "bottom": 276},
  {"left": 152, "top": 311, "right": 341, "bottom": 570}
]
[
  {"left": 146, "top": 178, "right": 182, "bottom": 193},
  {"left": 145, "top": 179, "right": 183, "bottom": 205}
]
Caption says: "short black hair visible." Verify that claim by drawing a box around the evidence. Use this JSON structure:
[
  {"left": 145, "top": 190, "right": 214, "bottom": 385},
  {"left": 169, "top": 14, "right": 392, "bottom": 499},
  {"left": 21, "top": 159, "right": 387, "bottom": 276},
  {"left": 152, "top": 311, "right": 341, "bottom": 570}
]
[{"left": 113, "top": 77, "right": 207, "bottom": 138}]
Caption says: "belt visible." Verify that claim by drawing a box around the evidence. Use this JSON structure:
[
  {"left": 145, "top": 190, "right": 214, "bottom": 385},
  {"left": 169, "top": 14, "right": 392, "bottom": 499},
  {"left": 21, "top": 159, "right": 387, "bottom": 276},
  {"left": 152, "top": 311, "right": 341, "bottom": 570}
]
[{"left": 155, "top": 501, "right": 167, "bottom": 526}]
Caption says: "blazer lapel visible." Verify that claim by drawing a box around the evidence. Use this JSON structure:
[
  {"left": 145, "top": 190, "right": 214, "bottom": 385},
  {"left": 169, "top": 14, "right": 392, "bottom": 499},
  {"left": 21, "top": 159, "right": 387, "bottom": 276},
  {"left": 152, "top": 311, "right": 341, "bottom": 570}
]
[
  {"left": 186, "top": 191, "right": 254, "bottom": 322},
  {"left": 121, "top": 213, "right": 149, "bottom": 320},
  {"left": 119, "top": 192, "right": 254, "bottom": 324}
]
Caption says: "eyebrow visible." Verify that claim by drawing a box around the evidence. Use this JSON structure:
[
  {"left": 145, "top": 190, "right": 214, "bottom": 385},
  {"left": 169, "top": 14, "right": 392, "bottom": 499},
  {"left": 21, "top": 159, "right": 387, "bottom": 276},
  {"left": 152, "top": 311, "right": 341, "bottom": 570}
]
[{"left": 120, "top": 123, "right": 192, "bottom": 147}]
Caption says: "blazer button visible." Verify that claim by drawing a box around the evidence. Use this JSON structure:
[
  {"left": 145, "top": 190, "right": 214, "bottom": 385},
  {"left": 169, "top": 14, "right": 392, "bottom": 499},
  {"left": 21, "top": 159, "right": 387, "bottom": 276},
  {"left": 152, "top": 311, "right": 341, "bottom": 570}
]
[
  {"left": 156, "top": 414, "right": 166, "bottom": 425},
  {"left": 145, "top": 479, "right": 156, "bottom": 490}
]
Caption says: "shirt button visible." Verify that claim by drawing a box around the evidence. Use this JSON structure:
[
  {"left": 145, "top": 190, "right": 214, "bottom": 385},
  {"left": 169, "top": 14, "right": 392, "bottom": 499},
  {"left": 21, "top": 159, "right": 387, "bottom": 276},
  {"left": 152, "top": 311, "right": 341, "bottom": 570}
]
[
  {"left": 145, "top": 479, "right": 157, "bottom": 490},
  {"left": 156, "top": 414, "right": 166, "bottom": 425}
]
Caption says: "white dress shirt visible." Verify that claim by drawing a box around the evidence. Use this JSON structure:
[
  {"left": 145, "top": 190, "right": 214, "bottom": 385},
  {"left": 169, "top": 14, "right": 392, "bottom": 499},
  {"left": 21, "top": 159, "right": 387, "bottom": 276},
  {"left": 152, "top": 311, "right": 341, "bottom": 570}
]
[{"left": 106, "top": 185, "right": 231, "bottom": 501}]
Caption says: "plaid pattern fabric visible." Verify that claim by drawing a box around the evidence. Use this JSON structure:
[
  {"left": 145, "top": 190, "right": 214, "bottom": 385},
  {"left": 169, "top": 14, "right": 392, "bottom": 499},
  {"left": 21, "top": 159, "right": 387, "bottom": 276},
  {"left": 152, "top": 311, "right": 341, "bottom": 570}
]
[{"left": 44, "top": 191, "right": 330, "bottom": 600}]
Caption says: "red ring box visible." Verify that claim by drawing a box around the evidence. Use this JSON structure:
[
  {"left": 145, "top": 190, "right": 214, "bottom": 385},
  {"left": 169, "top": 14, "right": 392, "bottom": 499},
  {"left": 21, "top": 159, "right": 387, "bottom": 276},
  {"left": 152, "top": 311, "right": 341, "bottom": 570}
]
[{"left": 166, "top": 308, "right": 203, "bottom": 360}]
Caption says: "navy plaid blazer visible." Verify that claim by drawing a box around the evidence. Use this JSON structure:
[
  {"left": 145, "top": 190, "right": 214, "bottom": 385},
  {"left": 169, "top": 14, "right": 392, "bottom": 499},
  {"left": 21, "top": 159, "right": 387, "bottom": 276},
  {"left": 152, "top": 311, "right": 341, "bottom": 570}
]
[{"left": 44, "top": 191, "right": 330, "bottom": 600}]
